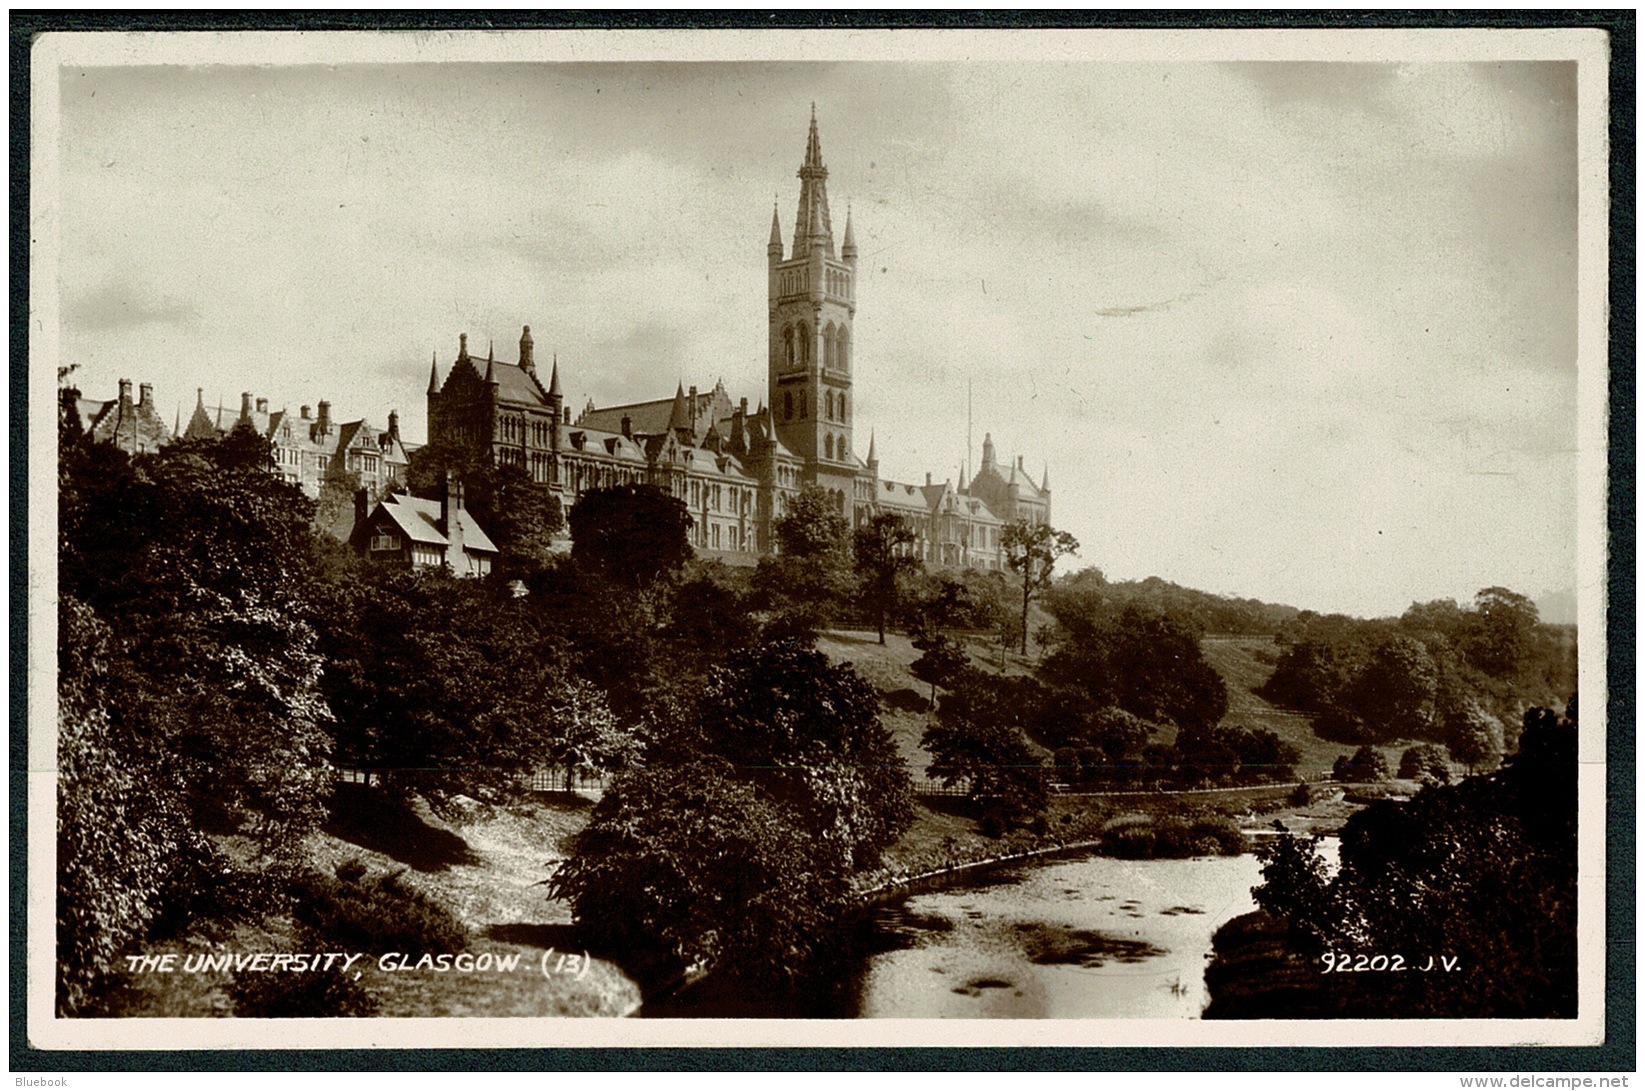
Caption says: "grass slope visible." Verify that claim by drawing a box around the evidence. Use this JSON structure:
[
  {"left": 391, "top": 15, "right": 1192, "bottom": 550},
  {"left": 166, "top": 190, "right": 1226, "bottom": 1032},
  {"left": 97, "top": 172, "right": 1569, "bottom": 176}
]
[{"left": 1200, "top": 634, "right": 1419, "bottom": 782}]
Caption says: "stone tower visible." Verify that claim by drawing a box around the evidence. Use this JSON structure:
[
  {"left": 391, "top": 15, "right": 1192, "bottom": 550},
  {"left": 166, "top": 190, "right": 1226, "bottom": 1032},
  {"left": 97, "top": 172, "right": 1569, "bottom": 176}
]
[{"left": 769, "top": 106, "right": 860, "bottom": 511}]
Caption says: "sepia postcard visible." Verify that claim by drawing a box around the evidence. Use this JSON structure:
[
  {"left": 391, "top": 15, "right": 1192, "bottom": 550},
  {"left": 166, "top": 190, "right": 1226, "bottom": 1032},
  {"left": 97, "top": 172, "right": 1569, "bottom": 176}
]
[{"left": 24, "top": 23, "right": 1617, "bottom": 1057}]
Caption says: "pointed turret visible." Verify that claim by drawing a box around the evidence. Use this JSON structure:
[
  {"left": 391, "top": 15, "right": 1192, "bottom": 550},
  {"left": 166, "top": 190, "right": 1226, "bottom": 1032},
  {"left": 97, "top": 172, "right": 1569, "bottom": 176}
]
[
  {"left": 981, "top": 432, "right": 997, "bottom": 473},
  {"left": 483, "top": 341, "right": 496, "bottom": 384},
  {"left": 866, "top": 429, "right": 877, "bottom": 465},
  {"left": 842, "top": 203, "right": 857, "bottom": 265},
  {"left": 1041, "top": 464, "right": 1050, "bottom": 492},
  {"left": 548, "top": 353, "right": 562, "bottom": 397},
  {"left": 667, "top": 382, "right": 691, "bottom": 435},
  {"left": 768, "top": 200, "right": 784, "bottom": 262},
  {"left": 428, "top": 352, "right": 440, "bottom": 394}
]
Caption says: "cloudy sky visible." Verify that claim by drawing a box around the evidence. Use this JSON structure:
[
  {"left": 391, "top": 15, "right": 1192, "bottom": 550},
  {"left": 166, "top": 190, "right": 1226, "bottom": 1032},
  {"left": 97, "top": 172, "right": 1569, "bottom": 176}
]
[{"left": 44, "top": 34, "right": 1597, "bottom": 619}]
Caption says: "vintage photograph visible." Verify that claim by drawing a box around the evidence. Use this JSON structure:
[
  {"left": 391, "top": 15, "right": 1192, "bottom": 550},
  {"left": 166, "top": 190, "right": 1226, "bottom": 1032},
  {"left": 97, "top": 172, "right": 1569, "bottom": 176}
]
[{"left": 27, "top": 26, "right": 1610, "bottom": 1051}]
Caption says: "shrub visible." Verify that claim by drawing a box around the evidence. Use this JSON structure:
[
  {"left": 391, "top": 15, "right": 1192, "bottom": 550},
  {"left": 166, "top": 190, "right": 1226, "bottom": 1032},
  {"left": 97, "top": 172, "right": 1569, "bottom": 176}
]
[{"left": 291, "top": 868, "right": 467, "bottom": 954}]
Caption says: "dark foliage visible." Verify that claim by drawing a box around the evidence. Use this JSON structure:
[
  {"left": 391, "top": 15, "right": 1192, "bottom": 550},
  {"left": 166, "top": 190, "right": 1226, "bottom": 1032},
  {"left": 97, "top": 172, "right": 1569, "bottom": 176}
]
[
  {"left": 568, "top": 483, "right": 693, "bottom": 588},
  {"left": 1253, "top": 702, "right": 1577, "bottom": 1017},
  {"left": 1040, "top": 600, "right": 1228, "bottom": 732}
]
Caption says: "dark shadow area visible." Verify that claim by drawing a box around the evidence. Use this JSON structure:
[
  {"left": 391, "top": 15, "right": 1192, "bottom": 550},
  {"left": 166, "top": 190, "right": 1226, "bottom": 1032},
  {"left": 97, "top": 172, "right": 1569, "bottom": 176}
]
[
  {"left": 484, "top": 922, "right": 581, "bottom": 949},
  {"left": 1013, "top": 922, "right": 1168, "bottom": 967},
  {"left": 324, "top": 783, "right": 479, "bottom": 872}
]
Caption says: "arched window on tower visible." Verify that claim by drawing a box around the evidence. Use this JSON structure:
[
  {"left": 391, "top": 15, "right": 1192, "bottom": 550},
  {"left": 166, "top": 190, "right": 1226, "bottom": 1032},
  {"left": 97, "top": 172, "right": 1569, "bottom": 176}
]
[
  {"left": 839, "top": 392, "right": 847, "bottom": 422},
  {"left": 823, "top": 323, "right": 836, "bottom": 371},
  {"left": 838, "top": 327, "right": 850, "bottom": 372},
  {"left": 825, "top": 435, "right": 834, "bottom": 460},
  {"left": 797, "top": 322, "right": 811, "bottom": 367},
  {"left": 783, "top": 325, "right": 795, "bottom": 370},
  {"left": 784, "top": 390, "right": 793, "bottom": 420}
]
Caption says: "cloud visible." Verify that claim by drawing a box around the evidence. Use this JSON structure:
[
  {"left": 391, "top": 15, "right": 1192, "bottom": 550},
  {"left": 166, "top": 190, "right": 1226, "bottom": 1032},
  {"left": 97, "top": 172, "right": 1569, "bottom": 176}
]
[{"left": 64, "top": 279, "right": 197, "bottom": 333}]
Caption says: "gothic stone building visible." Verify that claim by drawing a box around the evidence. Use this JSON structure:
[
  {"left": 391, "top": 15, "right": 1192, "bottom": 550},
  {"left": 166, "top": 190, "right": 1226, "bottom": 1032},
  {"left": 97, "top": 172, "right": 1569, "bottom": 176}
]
[{"left": 425, "top": 111, "right": 1049, "bottom": 568}]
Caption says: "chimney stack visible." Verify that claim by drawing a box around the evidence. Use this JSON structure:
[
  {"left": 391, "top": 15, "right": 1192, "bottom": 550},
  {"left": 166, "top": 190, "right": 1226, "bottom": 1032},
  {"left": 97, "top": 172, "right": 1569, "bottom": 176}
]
[
  {"left": 138, "top": 382, "right": 152, "bottom": 407},
  {"left": 255, "top": 397, "right": 268, "bottom": 414},
  {"left": 317, "top": 400, "right": 331, "bottom": 435},
  {"left": 620, "top": 415, "right": 632, "bottom": 440},
  {"left": 387, "top": 410, "right": 399, "bottom": 442},
  {"left": 118, "top": 379, "right": 133, "bottom": 406},
  {"left": 688, "top": 386, "right": 699, "bottom": 433},
  {"left": 925, "top": 472, "right": 933, "bottom": 487},
  {"left": 301, "top": 405, "right": 312, "bottom": 420},
  {"left": 240, "top": 392, "right": 253, "bottom": 421}
]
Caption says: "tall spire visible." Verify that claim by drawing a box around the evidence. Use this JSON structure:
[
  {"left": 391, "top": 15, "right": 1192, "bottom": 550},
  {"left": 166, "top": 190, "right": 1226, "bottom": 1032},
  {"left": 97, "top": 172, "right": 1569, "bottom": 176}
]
[
  {"left": 428, "top": 353, "right": 440, "bottom": 394},
  {"left": 768, "top": 199, "right": 783, "bottom": 258},
  {"left": 842, "top": 202, "right": 857, "bottom": 264},
  {"left": 1041, "top": 463, "right": 1050, "bottom": 492},
  {"left": 866, "top": 428, "right": 877, "bottom": 465},
  {"left": 484, "top": 341, "right": 496, "bottom": 384},
  {"left": 548, "top": 353, "right": 562, "bottom": 398},
  {"left": 791, "top": 107, "right": 835, "bottom": 260}
]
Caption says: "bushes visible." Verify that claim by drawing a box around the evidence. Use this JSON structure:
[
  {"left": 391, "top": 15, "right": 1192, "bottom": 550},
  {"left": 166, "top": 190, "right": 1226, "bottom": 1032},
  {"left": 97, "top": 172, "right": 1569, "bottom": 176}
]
[
  {"left": 1332, "top": 746, "right": 1390, "bottom": 784},
  {"left": 290, "top": 864, "right": 467, "bottom": 955},
  {"left": 1099, "top": 815, "right": 1247, "bottom": 859}
]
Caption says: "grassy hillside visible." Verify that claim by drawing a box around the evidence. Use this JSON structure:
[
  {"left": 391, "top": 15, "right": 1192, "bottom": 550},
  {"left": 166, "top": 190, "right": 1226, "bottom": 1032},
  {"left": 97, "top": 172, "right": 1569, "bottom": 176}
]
[{"left": 1199, "top": 634, "right": 1418, "bottom": 782}]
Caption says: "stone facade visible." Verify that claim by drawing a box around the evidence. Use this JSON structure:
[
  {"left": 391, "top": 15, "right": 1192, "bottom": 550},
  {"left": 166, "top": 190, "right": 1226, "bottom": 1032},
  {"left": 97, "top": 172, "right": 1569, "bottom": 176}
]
[
  {"left": 66, "top": 379, "right": 172, "bottom": 455},
  {"left": 183, "top": 388, "right": 410, "bottom": 504},
  {"left": 424, "top": 111, "right": 1050, "bottom": 569}
]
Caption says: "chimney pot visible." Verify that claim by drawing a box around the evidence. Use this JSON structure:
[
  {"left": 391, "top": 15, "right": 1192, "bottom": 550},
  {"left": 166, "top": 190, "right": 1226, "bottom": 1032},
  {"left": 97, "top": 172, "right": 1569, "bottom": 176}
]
[
  {"left": 138, "top": 382, "right": 152, "bottom": 406},
  {"left": 256, "top": 397, "right": 268, "bottom": 414},
  {"left": 925, "top": 472, "right": 933, "bottom": 487},
  {"left": 620, "top": 415, "right": 632, "bottom": 439},
  {"left": 301, "top": 405, "right": 311, "bottom": 420},
  {"left": 118, "top": 379, "right": 133, "bottom": 403},
  {"left": 240, "top": 392, "right": 253, "bottom": 419}
]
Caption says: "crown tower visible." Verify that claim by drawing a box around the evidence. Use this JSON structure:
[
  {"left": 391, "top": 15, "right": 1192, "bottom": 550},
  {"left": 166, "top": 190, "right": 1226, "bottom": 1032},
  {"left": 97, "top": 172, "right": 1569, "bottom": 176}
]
[{"left": 768, "top": 107, "right": 859, "bottom": 508}]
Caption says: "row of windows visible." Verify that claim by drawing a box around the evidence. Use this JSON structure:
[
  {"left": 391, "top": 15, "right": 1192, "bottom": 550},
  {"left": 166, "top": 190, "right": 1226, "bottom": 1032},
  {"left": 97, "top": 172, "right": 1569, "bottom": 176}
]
[
  {"left": 780, "top": 387, "right": 850, "bottom": 424},
  {"left": 777, "top": 267, "right": 853, "bottom": 300},
  {"left": 499, "top": 415, "right": 553, "bottom": 446},
  {"left": 822, "top": 434, "right": 849, "bottom": 462},
  {"left": 687, "top": 479, "right": 753, "bottom": 515},
  {"left": 778, "top": 321, "right": 851, "bottom": 372}
]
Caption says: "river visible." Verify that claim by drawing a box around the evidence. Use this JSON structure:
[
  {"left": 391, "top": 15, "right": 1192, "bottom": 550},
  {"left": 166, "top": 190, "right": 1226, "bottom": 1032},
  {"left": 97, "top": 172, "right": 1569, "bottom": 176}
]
[{"left": 644, "top": 847, "right": 1275, "bottom": 1019}]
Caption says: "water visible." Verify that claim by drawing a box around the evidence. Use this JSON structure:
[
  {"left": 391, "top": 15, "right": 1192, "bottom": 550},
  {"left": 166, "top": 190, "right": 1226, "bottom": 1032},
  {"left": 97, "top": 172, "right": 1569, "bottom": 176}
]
[{"left": 845, "top": 852, "right": 1264, "bottom": 1018}]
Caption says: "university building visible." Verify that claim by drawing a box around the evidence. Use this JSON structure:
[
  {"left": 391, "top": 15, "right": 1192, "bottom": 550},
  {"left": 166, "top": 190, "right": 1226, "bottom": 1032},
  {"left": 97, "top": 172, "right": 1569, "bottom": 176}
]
[{"left": 424, "top": 110, "right": 1050, "bottom": 568}]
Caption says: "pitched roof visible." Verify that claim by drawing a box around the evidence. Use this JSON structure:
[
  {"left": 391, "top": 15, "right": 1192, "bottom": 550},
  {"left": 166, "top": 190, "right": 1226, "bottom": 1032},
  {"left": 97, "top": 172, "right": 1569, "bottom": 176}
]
[{"left": 375, "top": 494, "right": 498, "bottom": 554}]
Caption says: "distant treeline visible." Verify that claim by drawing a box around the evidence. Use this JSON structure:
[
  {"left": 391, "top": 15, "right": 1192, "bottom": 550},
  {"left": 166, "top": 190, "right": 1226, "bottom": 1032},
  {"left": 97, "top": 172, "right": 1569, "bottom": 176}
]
[
  {"left": 1258, "top": 590, "right": 1575, "bottom": 764},
  {"left": 1046, "top": 570, "right": 1301, "bottom": 637}
]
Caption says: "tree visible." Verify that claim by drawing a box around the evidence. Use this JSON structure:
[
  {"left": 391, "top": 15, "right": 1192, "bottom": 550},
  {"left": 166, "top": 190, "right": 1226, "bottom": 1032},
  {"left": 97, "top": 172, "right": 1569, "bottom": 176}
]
[
  {"left": 1398, "top": 743, "right": 1452, "bottom": 785},
  {"left": 1352, "top": 635, "right": 1439, "bottom": 741},
  {"left": 568, "top": 483, "right": 693, "bottom": 588},
  {"left": 1331, "top": 746, "right": 1390, "bottom": 784},
  {"left": 695, "top": 640, "right": 914, "bottom": 870},
  {"left": 910, "top": 632, "right": 968, "bottom": 706},
  {"left": 1444, "top": 700, "right": 1505, "bottom": 774},
  {"left": 545, "top": 763, "right": 842, "bottom": 984},
  {"left": 775, "top": 485, "right": 849, "bottom": 559},
  {"left": 544, "top": 678, "right": 637, "bottom": 792},
  {"left": 923, "top": 668, "right": 1050, "bottom": 824},
  {"left": 1462, "top": 587, "right": 1539, "bottom": 679},
  {"left": 852, "top": 512, "right": 920, "bottom": 644},
  {"left": 1001, "top": 520, "right": 1079, "bottom": 655},
  {"left": 487, "top": 463, "right": 565, "bottom": 581}
]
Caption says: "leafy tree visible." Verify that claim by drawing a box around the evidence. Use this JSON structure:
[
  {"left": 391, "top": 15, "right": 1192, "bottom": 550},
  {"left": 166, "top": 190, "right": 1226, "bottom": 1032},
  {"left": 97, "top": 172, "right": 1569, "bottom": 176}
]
[
  {"left": 1398, "top": 743, "right": 1452, "bottom": 785},
  {"left": 1040, "top": 602, "right": 1228, "bottom": 732},
  {"left": 775, "top": 485, "right": 850, "bottom": 559},
  {"left": 1461, "top": 587, "right": 1539, "bottom": 679},
  {"left": 544, "top": 678, "right": 637, "bottom": 792},
  {"left": 695, "top": 640, "right": 914, "bottom": 870},
  {"left": 545, "top": 763, "right": 842, "bottom": 984},
  {"left": 321, "top": 567, "right": 592, "bottom": 802},
  {"left": 487, "top": 463, "right": 565, "bottom": 580},
  {"left": 1331, "top": 746, "right": 1390, "bottom": 784},
  {"left": 852, "top": 512, "right": 921, "bottom": 644},
  {"left": 923, "top": 668, "right": 1050, "bottom": 823},
  {"left": 549, "top": 640, "right": 914, "bottom": 982},
  {"left": 909, "top": 632, "right": 969, "bottom": 705},
  {"left": 568, "top": 483, "right": 693, "bottom": 588},
  {"left": 1000, "top": 520, "right": 1079, "bottom": 655},
  {"left": 1444, "top": 699, "right": 1505, "bottom": 774},
  {"left": 1352, "top": 635, "right": 1439, "bottom": 740}
]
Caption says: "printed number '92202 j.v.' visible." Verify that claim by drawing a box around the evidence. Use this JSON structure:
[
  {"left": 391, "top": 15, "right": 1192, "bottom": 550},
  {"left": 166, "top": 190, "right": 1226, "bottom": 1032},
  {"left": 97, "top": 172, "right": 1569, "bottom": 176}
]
[{"left": 1319, "top": 953, "right": 1462, "bottom": 973}]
